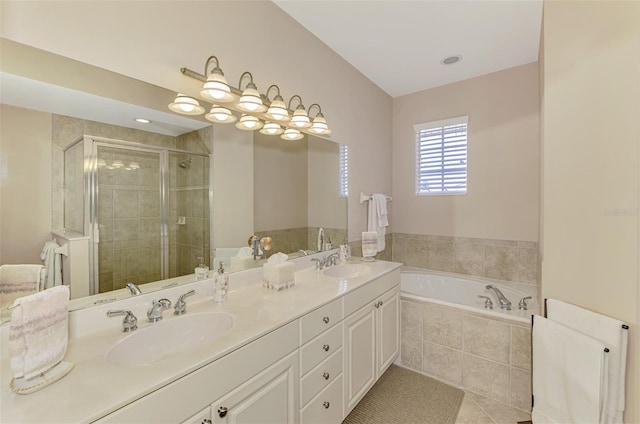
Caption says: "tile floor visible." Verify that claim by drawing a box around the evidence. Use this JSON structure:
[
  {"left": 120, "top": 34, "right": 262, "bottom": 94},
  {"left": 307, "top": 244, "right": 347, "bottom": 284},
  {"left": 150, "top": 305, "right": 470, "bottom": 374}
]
[{"left": 456, "top": 390, "right": 531, "bottom": 424}]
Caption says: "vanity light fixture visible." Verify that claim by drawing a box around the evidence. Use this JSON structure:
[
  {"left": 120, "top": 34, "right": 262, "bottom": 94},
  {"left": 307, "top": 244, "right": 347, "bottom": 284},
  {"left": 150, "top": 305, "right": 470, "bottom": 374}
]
[
  {"left": 112, "top": 160, "right": 124, "bottom": 169},
  {"left": 288, "top": 95, "right": 312, "bottom": 129},
  {"left": 281, "top": 128, "right": 304, "bottom": 141},
  {"left": 265, "top": 85, "right": 290, "bottom": 122},
  {"left": 199, "top": 56, "right": 234, "bottom": 102},
  {"left": 168, "top": 94, "right": 206, "bottom": 115},
  {"left": 259, "top": 121, "right": 284, "bottom": 135},
  {"left": 308, "top": 104, "right": 331, "bottom": 135},
  {"left": 205, "top": 106, "right": 237, "bottom": 123},
  {"left": 236, "top": 114, "right": 264, "bottom": 131},
  {"left": 236, "top": 72, "right": 267, "bottom": 113}
]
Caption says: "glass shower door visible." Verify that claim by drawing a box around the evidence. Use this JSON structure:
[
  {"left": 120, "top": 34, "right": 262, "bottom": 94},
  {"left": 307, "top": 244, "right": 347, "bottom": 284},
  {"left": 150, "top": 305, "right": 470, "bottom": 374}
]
[{"left": 94, "top": 144, "right": 162, "bottom": 294}]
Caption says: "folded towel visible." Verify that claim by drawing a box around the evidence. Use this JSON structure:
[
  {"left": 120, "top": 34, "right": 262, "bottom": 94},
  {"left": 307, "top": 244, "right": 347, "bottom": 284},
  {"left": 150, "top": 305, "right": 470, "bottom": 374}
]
[
  {"left": 40, "top": 241, "right": 62, "bottom": 289},
  {"left": 546, "top": 299, "right": 628, "bottom": 423},
  {"left": 9, "top": 285, "right": 70, "bottom": 379},
  {"left": 0, "top": 265, "right": 44, "bottom": 315},
  {"left": 367, "top": 194, "right": 389, "bottom": 252},
  {"left": 532, "top": 315, "right": 609, "bottom": 424}
]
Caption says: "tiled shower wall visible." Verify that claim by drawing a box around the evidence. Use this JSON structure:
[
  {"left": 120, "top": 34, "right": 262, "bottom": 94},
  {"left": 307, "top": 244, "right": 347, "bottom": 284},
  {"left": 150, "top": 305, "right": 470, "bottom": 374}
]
[{"left": 392, "top": 233, "right": 539, "bottom": 284}]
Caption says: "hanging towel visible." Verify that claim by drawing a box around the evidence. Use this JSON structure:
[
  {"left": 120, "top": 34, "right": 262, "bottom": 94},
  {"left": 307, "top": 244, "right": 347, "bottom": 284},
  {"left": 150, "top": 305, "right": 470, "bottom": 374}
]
[
  {"left": 532, "top": 315, "right": 609, "bottom": 424},
  {"left": 547, "top": 299, "right": 628, "bottom": 424},
  {"left": 9, "top": 285, "right": 70, "bottom": 380},
  {"left": 0, "top": 265, "right": 44, "bottom": 317},
  {"left": 40, "top": 241, "right": 62, "bottom": 289},
  {"left": 367, "top": 194, "right": 388, "bottom": 252}
]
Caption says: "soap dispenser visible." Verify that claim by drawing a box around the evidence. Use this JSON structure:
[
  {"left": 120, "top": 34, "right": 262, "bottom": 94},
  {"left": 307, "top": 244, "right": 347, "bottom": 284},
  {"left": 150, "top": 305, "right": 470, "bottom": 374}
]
[
  {"left": 195, "top": 256, "right": 209, "bottom": 280},
  {"left": 213, "top": 263, "right": 228, "bottom": 303}
]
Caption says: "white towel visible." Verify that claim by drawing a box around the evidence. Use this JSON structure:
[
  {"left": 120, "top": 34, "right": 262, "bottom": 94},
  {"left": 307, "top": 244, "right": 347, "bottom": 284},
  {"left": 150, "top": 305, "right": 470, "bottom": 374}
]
[
  {"left": 546, "top": 299, "right": 628, "bottom": 424},
  {"left": 532, "top": 315, "right": 609, "bottom": 424},
  {"left": 0, "top": 265, "right": 44, "bottom": 315},
  {"left": 367, "top": 194, "right": 388, "bottom": 252},
  {"left": 9, "top": 285, "right": 70, "bottom": 380},
  {"left": 40, "top": 241, "right": 62, "bottom": 289}
]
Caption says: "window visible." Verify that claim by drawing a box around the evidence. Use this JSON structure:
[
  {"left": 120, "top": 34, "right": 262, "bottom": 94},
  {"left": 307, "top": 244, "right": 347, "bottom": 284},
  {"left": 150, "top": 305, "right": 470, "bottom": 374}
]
[
  {"left": 339, "top": 144, "right": 349, "bottom": 197},
  {"left": 415, "top": 115, "right": 468, "bottom": 195}
]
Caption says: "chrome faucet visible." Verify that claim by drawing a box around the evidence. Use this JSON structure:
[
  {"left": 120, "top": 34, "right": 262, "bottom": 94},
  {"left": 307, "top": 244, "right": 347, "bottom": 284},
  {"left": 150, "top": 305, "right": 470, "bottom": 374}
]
[
  {"left": 174, "top": 289, "right": 196, "bottom": 315},
  {"left": 485, "top": 285, "right": 512, "bottom": 310},
  {"left": 126, "top": 282, "right": 142, "bottom": 295},
  {"left": 311, "top": 253, "right": 340, "bottom": 270},
  {"left": 147, "top": 298, "right": 172, "bottom": 322},
  {"left": 106, "top": 309, "right": 138, "bottom": 332}
]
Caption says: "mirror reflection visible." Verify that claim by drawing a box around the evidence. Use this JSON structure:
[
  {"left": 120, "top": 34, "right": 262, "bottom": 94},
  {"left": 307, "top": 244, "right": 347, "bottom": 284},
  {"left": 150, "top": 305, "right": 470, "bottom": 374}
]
[{"left": 0, "top": 39, "right": 347, "bottom": 321}]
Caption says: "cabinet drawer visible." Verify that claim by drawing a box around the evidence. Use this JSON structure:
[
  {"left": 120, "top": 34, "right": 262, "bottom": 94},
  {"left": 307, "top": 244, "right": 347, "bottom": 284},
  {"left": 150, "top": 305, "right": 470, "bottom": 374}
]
[
  {"left": 300, "top": 298, "right": 343, "bottom": 345},
  {"left": 300, "top": 347, "right": 343, "bottom": 407},
  {"left": 300, "top": 374, "right": 344, "bottom": 424},
  {"left": 300, "top": 322, "right": 343, "bottom": 376}
]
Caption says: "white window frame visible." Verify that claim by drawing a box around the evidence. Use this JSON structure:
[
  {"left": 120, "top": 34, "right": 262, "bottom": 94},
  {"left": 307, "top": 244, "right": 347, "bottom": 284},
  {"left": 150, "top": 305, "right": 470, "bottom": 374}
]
[
  {"left": 339, "top": 144, "right": 348, "bottom": 197},
  {"left": 414, "top": 115, "right": 468, "bottom": 196}
]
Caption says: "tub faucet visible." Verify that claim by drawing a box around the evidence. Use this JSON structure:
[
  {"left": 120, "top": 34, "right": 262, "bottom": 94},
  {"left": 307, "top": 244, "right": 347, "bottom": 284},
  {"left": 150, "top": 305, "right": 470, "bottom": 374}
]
[
  {"left": 485, "top": 285, "right": 512, "bottom": 310},
  {"left": 126, "top": 282, "right": 142, "bottom": 295}
]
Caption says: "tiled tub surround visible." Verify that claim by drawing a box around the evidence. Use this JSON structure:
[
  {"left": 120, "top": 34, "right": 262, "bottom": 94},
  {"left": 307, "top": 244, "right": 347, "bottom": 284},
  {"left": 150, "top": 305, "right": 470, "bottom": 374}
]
[
  {"left": 254, "top": 227, "right": 347, "bottom": 256},
  {"left": 392, "top": 233, "right": 539, "bottom": 285},
  {"left": 400, "top": 285, "right": 532, "bottom": 413}
]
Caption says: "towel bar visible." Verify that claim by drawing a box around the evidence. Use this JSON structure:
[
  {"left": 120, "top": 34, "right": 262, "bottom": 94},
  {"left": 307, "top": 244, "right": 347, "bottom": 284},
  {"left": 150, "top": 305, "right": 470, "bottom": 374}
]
[{"left": 359, "top": 192, "right": 392, "bottom": 204}]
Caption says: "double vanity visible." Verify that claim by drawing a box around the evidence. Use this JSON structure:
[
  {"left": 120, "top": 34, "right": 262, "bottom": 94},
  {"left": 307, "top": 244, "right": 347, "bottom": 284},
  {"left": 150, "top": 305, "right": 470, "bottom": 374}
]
[{"left": 0, "top": 256, "right": 401, "bottom": 423}]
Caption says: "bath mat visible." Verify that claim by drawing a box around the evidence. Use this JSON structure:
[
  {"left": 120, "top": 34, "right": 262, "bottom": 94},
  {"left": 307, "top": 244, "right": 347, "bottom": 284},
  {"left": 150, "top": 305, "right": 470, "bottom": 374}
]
[{"left": 343, "top": 364, "right": 465, "bottom": 424}]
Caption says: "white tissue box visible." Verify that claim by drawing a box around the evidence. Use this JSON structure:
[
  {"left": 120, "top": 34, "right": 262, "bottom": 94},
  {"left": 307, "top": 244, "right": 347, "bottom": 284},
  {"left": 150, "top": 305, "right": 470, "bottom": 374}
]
[{"left": 263, "top": 262, "right": 295, "bottom": 291}]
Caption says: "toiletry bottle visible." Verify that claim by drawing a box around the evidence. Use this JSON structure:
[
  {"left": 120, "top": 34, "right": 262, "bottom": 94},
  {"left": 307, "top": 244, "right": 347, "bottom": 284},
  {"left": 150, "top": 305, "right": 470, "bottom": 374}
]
[
  {"left": 195, "top": 256, "right": 209, "bottom": 280},
  {"left": 213, "top": 263, "right": 228, "bottom": 303},
  {"left": 339, "top": 241, "right": 348, "bottom": 264},
  {"left": 325, "top": 236, "right": 332, "bottom": 251}
]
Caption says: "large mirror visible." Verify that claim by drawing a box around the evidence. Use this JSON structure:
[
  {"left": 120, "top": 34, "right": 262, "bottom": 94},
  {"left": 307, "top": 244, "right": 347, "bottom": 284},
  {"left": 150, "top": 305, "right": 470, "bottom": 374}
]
[{"left": 0, "top": 39, "right": 347, "bottom": 321}]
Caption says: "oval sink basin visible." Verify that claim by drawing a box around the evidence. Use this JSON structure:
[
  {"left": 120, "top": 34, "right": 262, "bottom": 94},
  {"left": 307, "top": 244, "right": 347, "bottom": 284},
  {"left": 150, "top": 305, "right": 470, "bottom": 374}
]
[
  {"left": 107, "top": 312, "right": 233, "bottom": 367},
  {"left": 323, "top": 264, "right": 371, "bottom": 279}
]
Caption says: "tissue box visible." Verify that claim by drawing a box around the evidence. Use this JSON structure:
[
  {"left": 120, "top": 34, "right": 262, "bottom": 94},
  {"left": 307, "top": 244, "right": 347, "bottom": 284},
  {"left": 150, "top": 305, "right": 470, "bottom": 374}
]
[{"left": 263, "top": 262, "right": 295, "bottom": 291}]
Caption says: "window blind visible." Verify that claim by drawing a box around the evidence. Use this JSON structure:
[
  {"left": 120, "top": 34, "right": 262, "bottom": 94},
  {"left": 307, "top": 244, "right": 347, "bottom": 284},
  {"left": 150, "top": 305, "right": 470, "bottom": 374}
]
[
  {"left": 415, "top": 116, "right": 468, "bottom": 195},
  {"left": 339, "top": 144, "right": 349, "bottom": 197}
]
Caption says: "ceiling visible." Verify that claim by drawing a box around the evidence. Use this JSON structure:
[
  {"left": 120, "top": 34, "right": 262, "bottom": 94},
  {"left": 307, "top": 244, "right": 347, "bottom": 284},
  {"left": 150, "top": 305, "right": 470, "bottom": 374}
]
[{"left": 273, "top": 0, "right": 543, "bottom": 98}]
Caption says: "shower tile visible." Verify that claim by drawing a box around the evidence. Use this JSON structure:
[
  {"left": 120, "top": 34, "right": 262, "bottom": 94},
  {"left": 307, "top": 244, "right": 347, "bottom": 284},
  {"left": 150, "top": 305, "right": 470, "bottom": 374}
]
[
  {"left": 100, "top": 241, "right": 114, "bottom": 252},
  {"left": 401, "top": 335, "right": 422, "bottom": 372},
  {"left": 427, "top": 239, "right": 454, "bottom": 272},
  {"left": 453, "top": 242, "right": 484, "bottom": 276},
  {"left": 423, "top": 342, "right": 462, "bottom": 386},
  {"left": 401, "top": 300, "right": 423, "bottom": 339},
  {"left": 517, "top": 241, "right": 537, "bottom": 249},
  {"left": 483, "top": 239, "right": 518, "bottom": 247},
  {"left": 98, "top": 166, "right": 115, "bottom": 186},
  {"left": 113, "top": 190, "right": 138, "bottom": 219},
  {"left": 113, "top": 218, "right": 139, "bottom": 241},
  {"left": 98, "top": 189, "right": 114, "bottom": 221},
  {"left": 517, "top": 248, "right": 538, "bottom": 284},
  {"left": 463, "top": 315, "right": 510, "bottom": 364},
  {"left": 189, "top": 221, "right": 204, "bottom": 247},
  {"left": 511, "top": 326, "right": 531, "bottom": 371},
  {"left": 510, "top": 367, "right": 532, "bottom": 411},
  {"left": 463, "top": 354, "right": 510, "bottom": 404},
  {"left": 98, "top": 273, "right": 114, "bottom": 294},
  {"left": 138, "top": 246, "right": 161, "bottom": 275},
  {"left": 423, "top": 304, "right": 463, "bottom": 349},
  {"left": 52, "top": 115, "right": 83, "bottom": 148},
  {"left": 138, "top": 190, "right": 160, "bottom": 218},
  {"left": 98, "top": 220, "right": 113, "bottom": 242},
  {"left": 484, "top": 245, "right": 517, "bottom": 281},
  {"left": 84, "top": 120, "right": 114, "bottom": 138},
  {"left": 98, "top": 250, "right": 113, "bottom": 273},
  {"left": 188, "top": 190, "right": 205, "bottom": 218}
]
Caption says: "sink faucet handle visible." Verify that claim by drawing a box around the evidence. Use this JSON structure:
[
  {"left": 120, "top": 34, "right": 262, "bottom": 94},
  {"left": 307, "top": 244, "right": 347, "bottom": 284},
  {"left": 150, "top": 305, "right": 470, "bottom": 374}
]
[
  {"left": 174, "top": 289, "right": 196, "bottom": 316},
  {"left": 518, "top": 296, "right": 532, "bottom": 310},
  {"left": 477, "top": 295, "right": 494, "bottom": 309},
  {"left": 147, "top": 298, "right": 172, "bottom": 322},
  {"left": 311, "top": 257, "right": 324, "bottom": 270},
  {"left": 126, "top": 282, "right": 142, "bottom": 295},
  {"left": 106, "top": 309, "right": 138, "bottom": 332}
]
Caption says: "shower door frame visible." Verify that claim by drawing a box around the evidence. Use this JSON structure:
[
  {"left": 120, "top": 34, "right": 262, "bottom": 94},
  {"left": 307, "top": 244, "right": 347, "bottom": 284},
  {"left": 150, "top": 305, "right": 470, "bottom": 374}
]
[{"left": 84, "top": 136, "right": 213, "bottom": 296}]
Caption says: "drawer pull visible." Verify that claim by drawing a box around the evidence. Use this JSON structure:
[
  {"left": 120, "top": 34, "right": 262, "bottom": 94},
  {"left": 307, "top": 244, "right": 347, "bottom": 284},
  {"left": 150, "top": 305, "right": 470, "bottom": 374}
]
[
  {"left": 323, "top": 401, "right": 330, "bottom": 409},
  {"left": 375, "top": 301, "right": 381, "bottom": 308},
  {"left": 322, "top": 316, "right": 330, "bottom": 324},
  {"left": 322, "top": 372, "right": 330, "bottom": 380},
  {"left": 218, "top": 406, "right": 228, "bottom": 418},
  {"left": 322, "top": 344, "right": 330, "bottom": 352}
]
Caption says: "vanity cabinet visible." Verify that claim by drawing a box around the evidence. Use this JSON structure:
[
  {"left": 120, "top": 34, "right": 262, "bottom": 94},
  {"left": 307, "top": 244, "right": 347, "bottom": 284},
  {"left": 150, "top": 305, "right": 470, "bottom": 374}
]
[{"left": 343, "top": 269, "right": 400, "bottom": 415}]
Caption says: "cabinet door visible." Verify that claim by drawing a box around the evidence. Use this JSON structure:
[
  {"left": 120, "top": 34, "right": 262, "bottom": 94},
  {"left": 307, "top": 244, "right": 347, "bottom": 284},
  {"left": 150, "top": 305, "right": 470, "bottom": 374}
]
[
  {"left": 343, "top": 302, "right": 376, "bottom": 414},
  {"left": 181, "top": 407, "right": 212, "bottom": 424},
  {"left": 212, "top": 351, "right": 298, "bottom": 424},
  {"left": 377, "top": 288, "right": 400, "bottom": 375}
]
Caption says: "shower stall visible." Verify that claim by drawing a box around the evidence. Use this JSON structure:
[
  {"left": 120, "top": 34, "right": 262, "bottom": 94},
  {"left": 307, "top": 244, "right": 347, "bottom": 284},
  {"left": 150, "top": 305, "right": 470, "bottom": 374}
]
[{"left": 63, "top": 136, "right": 212, "bottom": 295}]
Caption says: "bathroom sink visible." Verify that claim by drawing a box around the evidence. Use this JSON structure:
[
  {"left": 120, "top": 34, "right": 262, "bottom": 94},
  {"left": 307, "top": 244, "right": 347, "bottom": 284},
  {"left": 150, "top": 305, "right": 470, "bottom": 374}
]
[
  {"left": 323, "top": 264, "right": 371, "bottom": 279},
  {"left": 106, "top": 312, "right": 234, "bottom": 367}
]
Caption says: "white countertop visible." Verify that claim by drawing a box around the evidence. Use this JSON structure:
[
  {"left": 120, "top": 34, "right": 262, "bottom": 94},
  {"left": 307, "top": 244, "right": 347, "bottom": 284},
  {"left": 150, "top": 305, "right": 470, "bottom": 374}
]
[{"left": 0, "top": 258, "right": 402, "bottom": 423}]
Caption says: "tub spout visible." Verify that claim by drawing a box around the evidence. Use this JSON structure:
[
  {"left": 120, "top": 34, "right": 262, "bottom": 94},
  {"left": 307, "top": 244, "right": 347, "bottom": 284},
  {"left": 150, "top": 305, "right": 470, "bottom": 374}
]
[{"left": 485, "top": 285, "right": 512, "bottom": 310}]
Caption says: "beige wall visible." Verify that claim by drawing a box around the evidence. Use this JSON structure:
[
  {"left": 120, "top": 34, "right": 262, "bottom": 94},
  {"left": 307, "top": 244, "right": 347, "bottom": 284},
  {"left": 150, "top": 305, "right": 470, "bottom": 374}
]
[
  {"left": 541, "top": 1, "right": 640, "bottom": 422},
  {"left": 0, "top": 0, "right": 393, "bottom": 243},
  {"left": 392, "top": 63, "right": 540, "bottom": 241},
  {"left": 0, "top": 104, "right": 52, "bottom": 264}
]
